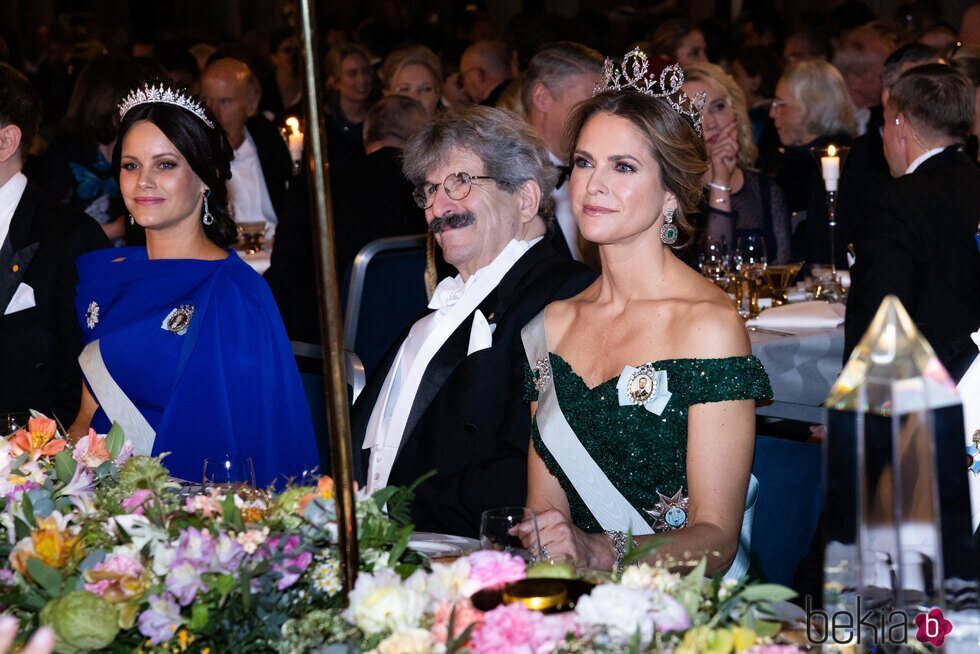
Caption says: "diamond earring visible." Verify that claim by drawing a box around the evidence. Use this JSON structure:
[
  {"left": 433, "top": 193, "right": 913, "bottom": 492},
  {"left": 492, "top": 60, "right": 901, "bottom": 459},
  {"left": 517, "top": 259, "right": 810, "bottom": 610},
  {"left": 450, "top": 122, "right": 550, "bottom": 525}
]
[
  {"left": 660, "top": 207, "right": 678, "bottom": 245},
  {"left": 128, "top": 214, "right": 134, "bottom": 226},
  {"left": 202, "top": 190, "right": 214, "bottom": 226}
]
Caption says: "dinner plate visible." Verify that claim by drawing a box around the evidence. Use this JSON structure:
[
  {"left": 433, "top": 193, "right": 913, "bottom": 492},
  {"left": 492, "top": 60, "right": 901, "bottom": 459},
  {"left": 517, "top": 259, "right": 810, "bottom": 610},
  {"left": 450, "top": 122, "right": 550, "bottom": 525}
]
[{"left": 408, "top": 532, "right": 480, "bottom": 557}]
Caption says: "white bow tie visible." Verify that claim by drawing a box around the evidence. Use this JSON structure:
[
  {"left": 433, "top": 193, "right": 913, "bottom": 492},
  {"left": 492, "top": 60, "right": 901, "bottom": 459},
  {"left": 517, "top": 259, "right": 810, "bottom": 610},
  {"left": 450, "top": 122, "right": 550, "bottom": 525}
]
[{"left": 428, "top": 275, "right": 469, "bottom": 310}]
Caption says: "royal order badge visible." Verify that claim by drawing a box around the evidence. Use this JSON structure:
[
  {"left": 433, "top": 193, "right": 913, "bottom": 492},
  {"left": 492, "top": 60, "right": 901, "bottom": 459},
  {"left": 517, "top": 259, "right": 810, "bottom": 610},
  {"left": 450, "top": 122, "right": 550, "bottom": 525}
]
[
  {"left": 645, "top": 488, "right": 689, "bottom": 531},
  {"left": 162, "top": 304, "right": 195, "bottom": 336},
  {"left": 626, "top": 363, "right": 658, "bottom": 405},
  {"left": 968, "top": 429, "right": 980, "bottom": 476}
]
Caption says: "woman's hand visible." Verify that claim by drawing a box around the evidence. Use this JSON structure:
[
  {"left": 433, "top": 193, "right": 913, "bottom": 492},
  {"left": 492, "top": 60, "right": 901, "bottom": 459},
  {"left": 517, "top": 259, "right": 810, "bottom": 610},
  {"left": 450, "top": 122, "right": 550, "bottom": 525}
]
[
  {"left": 0, "top": 616, "right": 55, "bottom": 654},
  {"left": 705, "top": 120, "right": 739, "bottom": 187},
  {"left": 515, "top": 509, "right": 616, "bottom": 569}
]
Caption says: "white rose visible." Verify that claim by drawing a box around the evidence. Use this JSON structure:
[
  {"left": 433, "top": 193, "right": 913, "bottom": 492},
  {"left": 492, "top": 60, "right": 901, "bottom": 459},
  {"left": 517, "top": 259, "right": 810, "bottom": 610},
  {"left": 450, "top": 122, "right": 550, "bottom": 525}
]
[
  {"left": 575, "top": 584, "right": 657, "bottom": 647},
  {"left": 345, "top": 569, "right": 427, "bottom": 634},
  {"left": 427, "top": 559, "right": 479, "bottom": 605},
  {"left": 620, "top": 563, "right": 680, "bottom": 593},
  {"left": 369, "top": 628, "right": 432, "bottom": 654}
]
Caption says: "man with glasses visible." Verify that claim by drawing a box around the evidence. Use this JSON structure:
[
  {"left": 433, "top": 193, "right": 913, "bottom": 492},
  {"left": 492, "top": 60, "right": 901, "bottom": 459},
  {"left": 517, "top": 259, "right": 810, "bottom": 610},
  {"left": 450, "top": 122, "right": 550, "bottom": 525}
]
[{"left": 349, "top": 106, "right": 593, "bottom": 538}]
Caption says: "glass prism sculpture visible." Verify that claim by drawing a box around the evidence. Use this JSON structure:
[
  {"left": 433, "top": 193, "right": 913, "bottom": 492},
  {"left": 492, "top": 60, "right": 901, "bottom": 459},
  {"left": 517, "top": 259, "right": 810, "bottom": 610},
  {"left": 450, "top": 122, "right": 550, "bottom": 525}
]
[{"left": 823, "top": 296, "right": 978, "bottom": 645}]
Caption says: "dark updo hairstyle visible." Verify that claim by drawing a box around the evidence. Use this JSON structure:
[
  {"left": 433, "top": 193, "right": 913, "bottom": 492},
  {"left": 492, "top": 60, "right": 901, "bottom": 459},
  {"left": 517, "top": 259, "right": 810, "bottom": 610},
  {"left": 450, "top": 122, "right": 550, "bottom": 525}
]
[
  {"left": 112, "top": 88, "right": 238, "bottom": 248},
  {"left": 561, "top": 90, "right": 708, "bottom": 251}
]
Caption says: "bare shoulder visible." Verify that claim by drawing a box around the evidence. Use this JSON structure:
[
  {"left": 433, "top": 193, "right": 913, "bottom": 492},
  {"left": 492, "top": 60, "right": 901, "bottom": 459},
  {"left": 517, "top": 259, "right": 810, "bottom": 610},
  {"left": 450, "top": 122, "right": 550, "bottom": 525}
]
[
  {"left": 543, "top": 280, "right": 598, "bottom": 334},
  {"left": 674, "top": 296, "right": 751, "bottom": 359}
]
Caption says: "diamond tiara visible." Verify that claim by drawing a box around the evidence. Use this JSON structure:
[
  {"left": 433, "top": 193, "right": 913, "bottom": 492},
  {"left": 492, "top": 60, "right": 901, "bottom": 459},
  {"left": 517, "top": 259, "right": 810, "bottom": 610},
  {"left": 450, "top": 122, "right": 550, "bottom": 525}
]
[
  {"left": 118, "top": 84, "right": 214, "bottom": 129},
  {"left": 593, "top": 48, "right": 706, "bottom": 134}
]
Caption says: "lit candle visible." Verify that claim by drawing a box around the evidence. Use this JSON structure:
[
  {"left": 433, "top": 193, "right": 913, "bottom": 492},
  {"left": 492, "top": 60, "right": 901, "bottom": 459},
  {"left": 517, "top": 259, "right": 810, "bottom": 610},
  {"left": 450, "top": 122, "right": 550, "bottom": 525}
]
[
  {"left": 285, "top": 116, "right": 304, "bottom": 164},
  {"left": 821, "top": 144, "right": 841, "bottom": 192}
]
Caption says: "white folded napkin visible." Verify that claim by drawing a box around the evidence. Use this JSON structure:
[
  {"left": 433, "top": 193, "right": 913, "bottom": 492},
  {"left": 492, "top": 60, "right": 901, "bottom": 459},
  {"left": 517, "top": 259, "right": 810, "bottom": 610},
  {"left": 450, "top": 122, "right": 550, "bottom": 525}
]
[
  {"left": 467, "top": 310, "right": 495, "bottom": 355},
  {"left": 747, "top": 300, "right": 846, "bottom": 329},
  {"left": 4, "top": 282, "right": 36, "bottom": 315},
  {"left": 958, "top": 328, "right": 980, "bottom": 531}
]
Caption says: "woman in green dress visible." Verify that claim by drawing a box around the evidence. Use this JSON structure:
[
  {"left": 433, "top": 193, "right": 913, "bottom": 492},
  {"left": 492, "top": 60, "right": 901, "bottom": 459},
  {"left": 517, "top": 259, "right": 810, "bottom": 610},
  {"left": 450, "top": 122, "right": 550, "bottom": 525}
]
[{"left": 516, "top": 51, "right": 772, "bottom": 579}]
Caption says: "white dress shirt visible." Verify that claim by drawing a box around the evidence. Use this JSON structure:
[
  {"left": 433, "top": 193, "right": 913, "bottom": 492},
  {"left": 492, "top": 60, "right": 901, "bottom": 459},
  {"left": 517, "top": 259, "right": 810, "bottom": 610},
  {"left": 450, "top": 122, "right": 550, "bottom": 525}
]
[
  {"left": 228, "top": 129, "right": 278, "bottom": 227},
  {"left": 363, "top": 238, "right": 541, "bottom": 493},
  {"left": 549, "top": 151, "right": 581, "bottom": 261},
  {"left": 904, "top": 147, "right": 946, "bottom": 175},
  {"left": 0, "top": 172, "right": 28, "bottom": 250}
]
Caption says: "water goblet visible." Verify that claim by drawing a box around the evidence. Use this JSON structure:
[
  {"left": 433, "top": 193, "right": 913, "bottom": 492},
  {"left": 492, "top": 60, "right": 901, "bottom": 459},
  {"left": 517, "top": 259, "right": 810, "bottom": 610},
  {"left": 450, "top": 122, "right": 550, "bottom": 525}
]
[
  {"left": 480, "top": 507, "right": 543, "bottom": 562},
  {"left": 202, "top": 454, "right": 256, "bottom": 490}
]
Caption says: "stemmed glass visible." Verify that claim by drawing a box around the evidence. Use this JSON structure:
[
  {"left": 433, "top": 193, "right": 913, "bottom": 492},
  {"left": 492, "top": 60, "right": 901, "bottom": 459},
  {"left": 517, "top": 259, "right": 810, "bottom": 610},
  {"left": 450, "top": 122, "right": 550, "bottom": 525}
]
[
  {"left": 480, "top": 507, "right": 544, "bottom": 562},
  {"left": 735, "top": 236, "right": 768, "bottom": 318},
  {"left": 699, "top": 237, "right": 736, "bottom": 300}
]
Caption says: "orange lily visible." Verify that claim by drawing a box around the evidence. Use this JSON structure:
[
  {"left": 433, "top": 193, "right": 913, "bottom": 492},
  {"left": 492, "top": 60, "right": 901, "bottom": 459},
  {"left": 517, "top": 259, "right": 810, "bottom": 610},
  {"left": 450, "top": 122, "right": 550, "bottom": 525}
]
[
  {"left": 10, "top": 515, "right": 80, "bottom": 575},
  {"left": 9, "top": 417, "right": 66, "bottom": 458},
  {"left": 299, "top": 476, "right": 335, "bottom": 512}
]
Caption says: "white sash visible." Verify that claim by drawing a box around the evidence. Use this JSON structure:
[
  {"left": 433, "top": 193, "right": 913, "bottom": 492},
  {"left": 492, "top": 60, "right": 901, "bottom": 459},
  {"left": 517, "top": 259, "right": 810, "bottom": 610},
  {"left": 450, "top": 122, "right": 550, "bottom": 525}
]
[
  {"left": 521, "top": 311, "right": 756, "bottom": 580},
  {"left": 78, "top": 340, "right": 155, "bottom": 455}
]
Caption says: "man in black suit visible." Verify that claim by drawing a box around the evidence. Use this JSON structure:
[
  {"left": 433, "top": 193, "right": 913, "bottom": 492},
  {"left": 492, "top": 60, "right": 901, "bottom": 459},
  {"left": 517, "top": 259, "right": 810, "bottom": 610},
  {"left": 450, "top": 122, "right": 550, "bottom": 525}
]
[
  {"left": 0, "top": 63, "right": 110, "bottom": 422},
  {"left": 199, "top": 58, "right": 292, "bottom": 232},
  {"left": 349, "top": 106, "right": 594, "bottom": 537},
  {"left": 845, "top": 64, "right": 980, "bottom": 380}
]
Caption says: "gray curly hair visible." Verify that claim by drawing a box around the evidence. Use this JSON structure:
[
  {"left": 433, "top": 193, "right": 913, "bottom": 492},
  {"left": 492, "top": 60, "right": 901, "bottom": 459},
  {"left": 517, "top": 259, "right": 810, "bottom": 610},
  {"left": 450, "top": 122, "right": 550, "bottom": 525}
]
[{"left": 402, "top": 105, "right": 556, "bottom": 223}]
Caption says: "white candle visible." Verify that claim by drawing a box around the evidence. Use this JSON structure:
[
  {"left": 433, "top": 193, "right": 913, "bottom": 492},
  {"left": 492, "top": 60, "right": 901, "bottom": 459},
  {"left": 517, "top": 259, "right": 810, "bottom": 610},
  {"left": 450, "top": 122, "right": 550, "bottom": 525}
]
[
  {"left": 285, "top": 116, "right": 303, "bottom": 163},
  {"left": 821, "top": 145, "right": 840, "bottom": 192}
]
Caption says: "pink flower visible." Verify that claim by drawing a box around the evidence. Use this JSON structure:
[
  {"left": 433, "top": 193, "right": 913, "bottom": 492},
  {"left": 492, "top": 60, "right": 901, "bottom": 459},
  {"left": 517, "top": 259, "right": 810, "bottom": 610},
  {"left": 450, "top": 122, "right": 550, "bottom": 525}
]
[
  {"left": 122, "top": 489, "right": 155, "bottom": 516},
  {"left": 744, "top": 647, "right": 806, "bottom": 654},
  {"left": 72, "top": 431, "right": 112, "bottom": 468},
  {"left": 267, "top": 535, "right": 313, "bottom": 590},
  {"left": 465, "top": 551, "right": 526, "bottom": 590},
  {"left": 84, "top": 547, "right": 146, "bottom": 602},
  {"left": 432, "top": 600, "right": 484, "bottom": 646},
  {"left": 469, "top": 603, "right": 544, "bottom": 654}
]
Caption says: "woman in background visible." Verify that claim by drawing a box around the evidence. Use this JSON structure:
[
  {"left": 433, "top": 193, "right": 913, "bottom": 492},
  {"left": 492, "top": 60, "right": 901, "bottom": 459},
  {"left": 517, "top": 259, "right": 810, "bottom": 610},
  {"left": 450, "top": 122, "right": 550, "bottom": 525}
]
[
  {"left": 382, "top": 45, "right": 444, "bottom": 115},
  {"left": 324, "top": 43, "right": 375, "bottom": 171}
]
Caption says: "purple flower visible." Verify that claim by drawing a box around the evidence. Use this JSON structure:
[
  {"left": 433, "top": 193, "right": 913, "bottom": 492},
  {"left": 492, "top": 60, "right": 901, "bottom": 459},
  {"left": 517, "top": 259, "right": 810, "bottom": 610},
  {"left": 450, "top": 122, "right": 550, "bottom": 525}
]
[
  {"left": 137, "top": 593, "right": 183, "bottom": 645},
  {"left": 121, "top": 489, "right": 154, "bottom": 516},
  {"left": 0, "top": 568, "right": 14, "bottom": 586},
  {"left": 212, "top": 532, "right": 245, "bottom": 575},
  {"left": 165, "top": 561, "right": 207, "bottom": 605},
  {"left": 267, "top": 535, "right": 313, "bottom": 590},
  {"left": 176, "top": 527, "right": 216, "bottom": 566}
]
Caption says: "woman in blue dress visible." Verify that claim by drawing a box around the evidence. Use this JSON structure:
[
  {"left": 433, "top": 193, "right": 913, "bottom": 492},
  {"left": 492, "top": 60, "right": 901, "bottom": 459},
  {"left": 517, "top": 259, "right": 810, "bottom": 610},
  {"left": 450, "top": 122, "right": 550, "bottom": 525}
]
[
  {"left": 67, "top": 84, "right": 319, "bottom": 487},
  {"left": 516, "top": 51, "right": 772, "bottom": 579}
]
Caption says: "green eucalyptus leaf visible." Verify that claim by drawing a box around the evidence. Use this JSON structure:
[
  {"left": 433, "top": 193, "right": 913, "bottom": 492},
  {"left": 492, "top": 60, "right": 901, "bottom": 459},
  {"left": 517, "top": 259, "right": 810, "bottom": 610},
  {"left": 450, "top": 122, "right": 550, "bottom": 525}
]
[
  {"left": 26, "top": 558, "right": 63, "bottom": 597},
  {"left": 54, "top": 451, "right": 77, "bottom": 483}
]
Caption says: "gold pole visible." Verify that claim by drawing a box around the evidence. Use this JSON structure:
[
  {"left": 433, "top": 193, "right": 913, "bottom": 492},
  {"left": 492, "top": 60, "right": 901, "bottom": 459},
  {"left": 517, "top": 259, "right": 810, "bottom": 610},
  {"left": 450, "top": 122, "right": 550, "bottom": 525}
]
[{"left": 296, "top": 0, "right": 359, "bottom": 594}]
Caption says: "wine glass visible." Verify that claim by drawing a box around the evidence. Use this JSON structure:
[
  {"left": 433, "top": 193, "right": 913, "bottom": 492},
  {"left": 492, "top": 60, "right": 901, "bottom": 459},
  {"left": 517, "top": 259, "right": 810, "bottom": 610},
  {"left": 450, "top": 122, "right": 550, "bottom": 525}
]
[
  {"left": 480, "top": 507, "right": 543, "bottom": 562},
  {"left": 0, "top": 412, "right": 30, "bottom": 437},
  {"left": 202, "top": 454, "right": 256, "bottom": 489},
  {"left": 735, "top": 236, "right": 768, "bottom": 318}
]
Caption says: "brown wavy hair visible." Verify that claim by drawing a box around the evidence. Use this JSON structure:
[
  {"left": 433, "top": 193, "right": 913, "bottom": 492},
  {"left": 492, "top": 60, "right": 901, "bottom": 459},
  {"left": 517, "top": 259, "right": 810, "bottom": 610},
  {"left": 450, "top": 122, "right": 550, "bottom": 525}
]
[{"left": 561, "top": 90, "right": 708, "bottom": 251}]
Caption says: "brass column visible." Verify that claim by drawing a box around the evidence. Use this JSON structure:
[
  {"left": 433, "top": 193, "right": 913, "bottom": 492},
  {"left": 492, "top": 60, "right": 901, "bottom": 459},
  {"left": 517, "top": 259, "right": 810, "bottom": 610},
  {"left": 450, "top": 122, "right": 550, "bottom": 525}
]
[{"left": 297, "top": 0, "right": 359, "bottom": 594}]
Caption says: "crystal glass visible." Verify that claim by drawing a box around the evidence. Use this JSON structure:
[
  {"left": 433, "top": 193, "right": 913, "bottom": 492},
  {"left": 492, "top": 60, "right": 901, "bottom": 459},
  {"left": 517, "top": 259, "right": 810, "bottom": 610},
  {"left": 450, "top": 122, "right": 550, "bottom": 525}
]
[
  {"left": 203, "top": 455, "right": 256, "bottom": 488},
  {"left": 699, "top": 237, "right": 730, "bottom": 279},
  {"left": 480, "top": 507, "right": 543, "bottom": 561},
  {"left": 237, "top": 221, "right": 268, "bottom": 254},
  {"left": 735, "top": 236, "right": 768, "bottom": 318}
]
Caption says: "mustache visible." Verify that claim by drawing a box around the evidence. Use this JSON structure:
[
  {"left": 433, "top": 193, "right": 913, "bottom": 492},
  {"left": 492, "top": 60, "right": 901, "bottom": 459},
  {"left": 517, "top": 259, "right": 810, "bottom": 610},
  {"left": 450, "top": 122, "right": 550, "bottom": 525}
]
[{"left": 429, "top": 211, "right": 476, "bottom": 234}]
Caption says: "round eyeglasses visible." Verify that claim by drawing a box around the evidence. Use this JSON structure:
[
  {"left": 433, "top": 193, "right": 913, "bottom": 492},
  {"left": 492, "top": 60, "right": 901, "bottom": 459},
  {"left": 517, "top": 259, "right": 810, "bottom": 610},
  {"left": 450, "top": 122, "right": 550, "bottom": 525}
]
[{"left": 413, "top": 171, "right": 501, "bottom": 209}]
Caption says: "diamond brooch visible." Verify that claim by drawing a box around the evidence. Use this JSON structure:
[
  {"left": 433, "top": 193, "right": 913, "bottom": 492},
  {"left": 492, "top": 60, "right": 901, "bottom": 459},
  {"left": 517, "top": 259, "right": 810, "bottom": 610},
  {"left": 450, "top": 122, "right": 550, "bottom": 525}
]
[
  {"left": 532, "top": 356, "right": 552, "bottom": 393},
  {"left": 625, "top": 363, "right": 658, "bottom": 405},
  {"left": 85, "top": 301, "right": 100, "bottom": 330}
]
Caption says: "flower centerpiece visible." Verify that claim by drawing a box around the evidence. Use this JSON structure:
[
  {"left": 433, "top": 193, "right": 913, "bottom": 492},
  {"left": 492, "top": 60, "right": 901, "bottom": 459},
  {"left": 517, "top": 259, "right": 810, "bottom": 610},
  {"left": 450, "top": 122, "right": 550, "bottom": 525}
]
[{"left": 0, "top": 416, "right": 808, "bottom": 653}]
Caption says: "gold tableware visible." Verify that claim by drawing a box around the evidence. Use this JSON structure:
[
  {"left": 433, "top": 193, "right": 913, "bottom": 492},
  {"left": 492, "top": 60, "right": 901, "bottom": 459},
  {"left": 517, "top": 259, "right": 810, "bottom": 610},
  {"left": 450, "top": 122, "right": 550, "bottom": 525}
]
[{"left": 763, "top": 262, "right": 804, "bottom": 306}]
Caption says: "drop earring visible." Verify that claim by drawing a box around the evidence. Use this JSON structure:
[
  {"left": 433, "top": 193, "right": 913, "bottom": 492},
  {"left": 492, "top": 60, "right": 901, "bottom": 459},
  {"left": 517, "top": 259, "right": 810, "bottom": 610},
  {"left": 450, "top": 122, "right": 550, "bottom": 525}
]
[
  {"left": 128, "top": 214, "right": 134, "bottom": 226},
  {"left": 660, "top": 207, "right": 678, "bottom": 245},
  {"left": 202, "top": 190, "right": 214, "bottom": 226}
]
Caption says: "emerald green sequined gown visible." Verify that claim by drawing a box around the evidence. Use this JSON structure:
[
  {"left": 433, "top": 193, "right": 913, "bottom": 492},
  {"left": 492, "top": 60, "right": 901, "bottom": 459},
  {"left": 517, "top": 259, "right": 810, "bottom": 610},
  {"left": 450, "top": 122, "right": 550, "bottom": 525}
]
[{"left": 524, "top": 354, "right": 772, "bottom": 534}]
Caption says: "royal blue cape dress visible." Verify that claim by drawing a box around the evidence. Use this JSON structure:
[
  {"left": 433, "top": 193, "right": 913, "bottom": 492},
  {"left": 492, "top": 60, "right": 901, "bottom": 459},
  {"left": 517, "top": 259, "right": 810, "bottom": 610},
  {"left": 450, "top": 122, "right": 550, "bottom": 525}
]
[{"left": 74, "top": 247, "right": 319, "bottom": 487}]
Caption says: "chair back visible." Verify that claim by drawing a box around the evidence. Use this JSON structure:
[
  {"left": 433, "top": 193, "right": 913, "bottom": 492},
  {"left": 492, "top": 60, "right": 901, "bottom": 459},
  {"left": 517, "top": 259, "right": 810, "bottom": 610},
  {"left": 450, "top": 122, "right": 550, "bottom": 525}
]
[
  {"left": 344, "top": 235, "right": 428, "bottom": 379},
  {"left": 750, "top": 435, "right": 823, "bottom": 585}
]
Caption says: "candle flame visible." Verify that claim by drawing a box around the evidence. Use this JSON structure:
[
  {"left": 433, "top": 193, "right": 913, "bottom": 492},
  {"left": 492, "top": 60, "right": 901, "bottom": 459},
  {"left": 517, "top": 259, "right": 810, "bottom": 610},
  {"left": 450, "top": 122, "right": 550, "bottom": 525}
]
[
  {"left": 285, "top": 116, "right": 300, "bottom": 134},
  {"left": 828, "top": 144, "right": 837, "bottom": 157}
]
